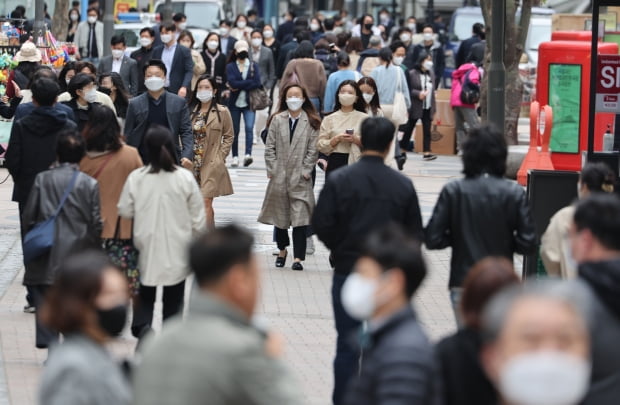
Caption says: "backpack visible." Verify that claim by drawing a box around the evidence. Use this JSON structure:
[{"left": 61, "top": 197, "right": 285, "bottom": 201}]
[{"left": 459, "top": 68, "right": 480, "bottom": 105}]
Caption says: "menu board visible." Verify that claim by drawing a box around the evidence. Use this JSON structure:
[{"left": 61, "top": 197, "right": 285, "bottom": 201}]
[{"left": 548, "top": 64, "right": 581, "bottom": 154}]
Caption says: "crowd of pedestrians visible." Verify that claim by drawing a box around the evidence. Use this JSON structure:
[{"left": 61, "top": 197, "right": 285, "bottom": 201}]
[{"left": 2, "top": 5, "right": 620, "bottom": 405}]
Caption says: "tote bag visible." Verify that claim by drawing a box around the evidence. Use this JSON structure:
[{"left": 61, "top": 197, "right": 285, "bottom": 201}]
[{"left": 391, "top": 69, "right": 409, "bottom": 125}]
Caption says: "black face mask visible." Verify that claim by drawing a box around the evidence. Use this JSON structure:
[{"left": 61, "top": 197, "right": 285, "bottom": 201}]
[
  {"left": 97, "top": 304, "right": 128, "bottom": 336},
  {"left": 237, "top": 51, "right": 249, "bottom": 60},
  {"left": 364, "top": 23, "right": 373, "bottom": 31},
  {"left": 98, "top": 86, "right": 112, "bottom": 96}
]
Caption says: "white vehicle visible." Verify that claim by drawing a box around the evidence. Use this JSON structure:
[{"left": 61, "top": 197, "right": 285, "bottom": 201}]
[
  {"left": 114, "top": 21, "right": 209, "bottom": 53},
  {"left": 153, "top": 0, "right": 225, "bottom": 33}
]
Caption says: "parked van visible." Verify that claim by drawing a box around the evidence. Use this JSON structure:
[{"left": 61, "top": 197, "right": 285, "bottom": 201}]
[{"left": 153, "top": 0, "right": 226, "bottom": 32}]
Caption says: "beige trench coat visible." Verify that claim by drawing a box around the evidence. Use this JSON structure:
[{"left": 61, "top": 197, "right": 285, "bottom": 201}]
[
  {"left": 258, "top": 111, "right": 318, "bottom": 229},
  {"left": 192, "top": 104, "right": 234, "bottom": 198}
]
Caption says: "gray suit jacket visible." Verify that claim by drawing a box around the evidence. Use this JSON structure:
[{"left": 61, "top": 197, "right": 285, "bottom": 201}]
[
  {"left": 251, "top": 45, "right": 276, "bottom": 90},
  {"left": 98, "top": 55, "right": 139, "bottom": 96},
  {"left": 124, "top": 91, "right": 193, "bottom": 163},
  {"left": 133, "top": 292, "right": 302, "bottom": 405}
]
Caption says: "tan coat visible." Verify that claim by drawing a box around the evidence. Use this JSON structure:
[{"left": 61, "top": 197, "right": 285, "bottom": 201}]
[
  {"left": 79, "top": 145, "right": 143, "bottom": 239},
  {"left": 258, "top": 111, "right": 318, "bottom": 229},
  {"left": 192, "top": 104, "right": 234, "bottom": 198},
  {"left": 541, "top": 205, "right": 576, "bottom": 279},
  {"left": 281, "top": 59, "right": 326, "bottom": 99},
  {"left": 190, "top": 49, "right": 206, "bottom": 90}
]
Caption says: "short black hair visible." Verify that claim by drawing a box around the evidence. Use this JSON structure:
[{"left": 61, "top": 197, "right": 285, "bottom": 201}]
[
  {"left": 67, "top": 73, "right": 95, "bottom": 99},
  {"left": 28, "top": 65, "right": 55, "bottom": 88},
  {"left": 360, "top": 116, "right": 395, "bottom": 153},
  {"left": 160, "top": 22, "right": 176, "bottom": 33},
  {"left": 110, "top": 35, "right": 125, "bottom": 46},
  {"left": 580, "top": 162, "right": 615, "bottom": 193},
  {"left": 574, "top": 193, "right": 620, "bottom": 251},
  {"left": 57, "top": 130, "right": 86, "bottom": 163},
  {"left": 324, "top": 18, "right": 335, "bottom": 31},
  {"left": 172, "top": 12, "right": 186, "bottom": 22},
  {"left": 473, "top": 22, "right": 484, "bottom": 36},
  {"left": 143, "top": 58, "right": 167, "bottom": 76},
  {"left": 378, "top": 47, "right": 392, "bottom": 63},
  {"left": 220, "top": 19, "right": 232, "bottom": 27},
  {"left": 247, "top": 9, "right": 257, "bottom": 17},
  {"left": 87, "top": 6, "right": 99, "bottom": 16},
  {"left": 31, "top": 78, "right": 60, "bottom": 106},
  {"left": 336, "top": 51, "right": 350, "bottom": 67},
  {"left": 389, "top": 40, "right": 406, "bottom": 53},
  {"left": 361, "top": 223, "right": 426, "bottom": 297},
  {"left": 139, "top": 27, "right": 155, "bottom": 37},
  {"left": 189, "top": 225, "right": 254, "bottom": 286},
  {"left": 462, "top": 124, "right": 507, "bottom": 178}
]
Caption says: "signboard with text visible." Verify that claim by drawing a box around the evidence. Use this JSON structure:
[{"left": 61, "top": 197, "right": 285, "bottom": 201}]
[{"left": 596, "top": 54, "right": 620, "bottom": 113}]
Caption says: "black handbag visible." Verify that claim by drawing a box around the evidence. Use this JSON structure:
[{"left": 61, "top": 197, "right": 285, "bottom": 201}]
[{"left": 102, "top": 217, "right": 140, "bottom": 296}]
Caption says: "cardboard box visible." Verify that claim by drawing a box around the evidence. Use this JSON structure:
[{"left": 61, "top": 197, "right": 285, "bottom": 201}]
[
  {"left": 414, "top": 123, "right": 456, "bottom": 155},
  {"left": 435, "top": 99, "right": 455, "bottom": 127},
  {"left": 436, "top": 89, "right": 451, "bottom": 101}
]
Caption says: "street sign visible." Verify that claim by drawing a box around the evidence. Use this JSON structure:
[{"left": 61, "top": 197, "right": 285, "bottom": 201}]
[{"left": 596, "top": 54, "right": 620, "bottom": 113}]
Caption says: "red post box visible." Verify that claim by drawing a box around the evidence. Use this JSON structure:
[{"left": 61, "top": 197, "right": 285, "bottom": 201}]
[
  {"left": 551, "top": 31, "right": 593, "bottom": 42},
  {"left": 536, "top": 40, "right": 618, "bottom": 171}
]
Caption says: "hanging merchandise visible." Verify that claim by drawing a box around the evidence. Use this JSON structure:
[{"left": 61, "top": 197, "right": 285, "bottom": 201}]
[{"left": 43, "top": 30, "right": 70, "bottom": 68}]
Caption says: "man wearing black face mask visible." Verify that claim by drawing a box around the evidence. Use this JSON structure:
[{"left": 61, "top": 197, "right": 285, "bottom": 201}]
[{"left": 352, "top": 13, "right": 382, "bottom": 49}]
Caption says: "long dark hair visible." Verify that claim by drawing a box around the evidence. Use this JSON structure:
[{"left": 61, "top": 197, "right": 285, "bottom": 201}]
[
  {"left": 83, "top": 104, "right": 122, "bottom": 152},
  {"left": 189, "top": 75, "right": 222, "bottom": 123},
  {"left": 357, "top": 76, "right": 381, "bottom": 116},
  {"left": 293, "top": 40, "right": 315, "bottom": 59},
  {"left": 378, "top": 47, "right": 392, "bottom": 67},
  {"left": 99, "top": 72, "right": 129, "bottom": 110},
  {"left": 145, "top": 125, "right": 177, "bottom": 173},
  {"left": 333, "top": 80, "right": 367, "bottom": 113},
  {"left": 268, "top": 84, "right": 321, "bottom": 130},
  {"left": 58, "top": 61, "right": 77, "bottom": 92}
]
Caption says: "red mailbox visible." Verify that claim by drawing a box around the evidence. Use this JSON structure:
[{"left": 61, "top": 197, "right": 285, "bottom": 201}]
[
  {"left": 536, "top": 40, "right": 618, "bottom": 171},
  {"left": 551, "top": 31, "right": 593, "bottom": 42}
]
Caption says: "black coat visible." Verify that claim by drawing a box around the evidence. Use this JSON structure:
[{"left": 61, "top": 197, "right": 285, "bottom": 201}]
[
  {"left": 456, "top": 35, "right": 482, "bottom": 68},
  {"left": 22, "top": 165, "right": 102, "bottom": 285},
  {"left": 436, "top": 327, "right": 497, "bottom": 405},
  {"left": 130, "top": 46, "right": 155, "bottom": 94},
  {"left": 412, "top": 43, "right": 446, "bottom": 89},
  {"left": 200, "top": 50, "right": 228, "bottom": 93},
  {"left": 5, "top": 106, "right": 77, "bottom": 206},
  {"left": 343, "top": 306, "right": 442, "bottom": 405},
  {"left": 312, "top": 155, "right": 423, "bottom": 274},
  {"left": 578, "top": 259, "right": 620, "bottom": 405},
  {"left": 425, "top": 174, "right": 537, "bottom": 287},
  {"left": 152, "top": 45, "right": 194, "bottom": 94},
  {"left": 409, "top": 68, "right": 437, "bottom": 121}
]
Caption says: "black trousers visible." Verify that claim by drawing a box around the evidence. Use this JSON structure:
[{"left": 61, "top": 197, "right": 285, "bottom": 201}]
[
  {"left": 131, "top": 280, "right": 185, "bottom": 338},
  {"left": 275, "top": 226, "right": 307, "bottom": 260},
  {"left": 30, "top": 285, "right": 59, "bottom": 349},
  {"left": 420, "top": 108, "right": 433, "bottom": 152},
  {"left": 326, "top": 153, "right": 349, "bottom": 178}
]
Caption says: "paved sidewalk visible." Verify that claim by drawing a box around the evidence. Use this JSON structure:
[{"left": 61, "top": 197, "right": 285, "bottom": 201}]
[{"left": 0, "top": 147, "right": 463, "bottom": 404}]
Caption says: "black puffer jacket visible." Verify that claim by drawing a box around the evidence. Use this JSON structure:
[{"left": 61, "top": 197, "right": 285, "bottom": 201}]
[
  {"left": 425, "top": 174, "right": 537, "bottom": 287},
  {"left": 578, "top": 259, "right": 620, "bottom": 405},
  {"left": 22, "top": 164, "right": 102, "bottom": 285}
]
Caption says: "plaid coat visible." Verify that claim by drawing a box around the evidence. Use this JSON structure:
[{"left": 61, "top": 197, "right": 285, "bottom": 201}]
[{"left": 258, "top": 110, "right": 318, "bottom": 229}]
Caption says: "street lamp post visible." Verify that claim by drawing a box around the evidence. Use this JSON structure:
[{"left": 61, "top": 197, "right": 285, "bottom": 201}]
[
  {"left": 487, "top": 0, "right": 506, "bottom": 130},
  {"left": 33, "top": 0, "right": 45, "bottom": 44},
  {"left": 426, "top": 0, "right": 434, "bottom": 25},
  {"left": 161, "top": 0, "right": 173, "bottom": 24},
  {"left": 103, "top": 0, "right": 115, "bottom": 58}
]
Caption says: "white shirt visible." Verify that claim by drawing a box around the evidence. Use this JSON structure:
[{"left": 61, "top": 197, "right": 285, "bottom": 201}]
[
  {"left": 422, "top": 72, "right": 432, "bottom": 110},
  {"left": 112, "top": 57, "right": 122, "bottom": 73},
  {"left": 161, "top": 43, "right": 177, "bottom": 84}
]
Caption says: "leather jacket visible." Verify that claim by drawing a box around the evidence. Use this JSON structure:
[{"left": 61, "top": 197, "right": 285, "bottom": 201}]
[{"left": 425, "top": 174, "right": 536, "bottom": 287}]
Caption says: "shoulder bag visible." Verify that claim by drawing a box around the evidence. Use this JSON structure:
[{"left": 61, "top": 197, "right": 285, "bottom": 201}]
[
  {"left": 102, "top": 217, "right": 140, "bottom": 296},
  {"left": 391, "top": 68, "right": 409, "bottom": 125},
  {"left": 248, "top": 63, "right": 272, "bottom": 111},
  {"left": 23, "top": 170, "right": 79, "bottom": 263}
]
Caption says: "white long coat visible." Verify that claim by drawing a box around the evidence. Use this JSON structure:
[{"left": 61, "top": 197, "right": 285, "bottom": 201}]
[{"left": 118, "top": 166, "right": 206, "bottom": 286}]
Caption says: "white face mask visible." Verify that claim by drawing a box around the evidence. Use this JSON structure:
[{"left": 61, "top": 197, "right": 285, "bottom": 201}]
[
  {"left": 380, "top": 14, "right": 389, "bottom": 22},
  {"left": 196, "top": 90, "right": 213, "bottom": 103},
  {"left": 423, "top": 60, "right": 434, "bottom": 71},
  {"left": 310, "top": 23, "right": 320, "bottom": 32},
  {"left": 87, "top": 16, "right": 97, "bottom": 24},
  {"left": 400, "top": 33, "right": 411, "bottom": 43},
  {"left": 407, "top": 23, "right": 417, "bottom": 32},
  {"left": 286, "top": 97, "right": 304, "bottom": 111},
  {"left": 362, "top": 93, "right": 374, "bottom": 104},
  {"left": 160, "top": 34, "right": 173, "bottom": 44},
  {"left": 139, "top": 37, "right": 153, "bottom": 47},
  {"left": 178, "top": 22, "right": 187, "bottom": 30},
  {"left": 263, "top": 30, "right": 273, "bottom": 39},
  {"left": 179, "top": 41, "right": 192, "bottom": 49},
  {"left": 145, "top": 77, "right": 165, "bottom": 92},
  {"left": 393, "top": 56, "right": 404, "bottom": 66},
  {"left": 219, "top": 27, "right": 229, "bottom": 36},
  {"left": 66, "top": 78, "right": 71, "bottom": 85},
  {"left": 338, "top": 93, "right": 356, "bottom": 107},
  {"left": 237, "top": 21, "right": 246, "bottom": 29},
  {"left": 207, "top": 40, "right": 219, "bottom": 51},
  {"left": 251, "top": 38, "right": 262, "bottom": 48},
  {"left": 341, "top": 273, "right": 377, "bottom": 320},
  {"left": 423, "top": 32, "right": 433, "bottom": 42},
  {"left": 499, "top": 351, "right": 590, "bottom": 405},
  {"left": 70, "top": 13, "right": 79, "bottom": 22},
  {"left": 83, "top": 88, "right": 97, "bottom": 103},
  {"left": 111, "top": 49, "right": 124, "bottom": 59}
]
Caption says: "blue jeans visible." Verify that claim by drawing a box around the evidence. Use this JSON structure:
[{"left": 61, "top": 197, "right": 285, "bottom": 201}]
[
  {"left": 309, "top": 97, "right": 321, "bottom": 115},
  {"left": 230, "top": 105, "right": 255, "bottom": 157},
  {"left": 332, "top": 272, "right": 361, "bottom": 405}
]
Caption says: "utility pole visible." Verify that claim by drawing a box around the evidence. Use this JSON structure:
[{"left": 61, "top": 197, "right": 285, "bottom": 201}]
[
  {"left": 426, "top": 0, "right": 434, "bottom": 25},
  {"left": 103, "top": 0, "right": 114, "bottom": 57},
  {"left": 487, "top": 0, "right": 506, "bottom": 130},
  {"left": 161, "top": 0, "right": 173, "bottom": 24},
  {"left": 33, "top": 0, "right": 45, "bottom": 44}
]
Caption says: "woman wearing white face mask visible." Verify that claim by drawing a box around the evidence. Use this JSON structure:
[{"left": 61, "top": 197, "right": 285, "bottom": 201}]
[
  {"left": 309, "top": 17, "right": 324, "bottom": 44},
  {"left": 67, "top": 9, "right": 80, "bottom": 42},
  {"left": 188, "top": 75, "right": 234, "bottom": 229},
  {"left": 177, "top": 30, "right": 206, "bottom": 92},
  {"left": 262, "top": 24, "right": 280, "bottom": 63},
  {"left": 230, "top": 14, "right": 252, "bottom": 41},
  {"left": 323, "top": 51, "right": 362, "bottom": 114},
  {"left": 408, "top": 51, "right": 437, "bottom": 161},
  {"left": 63, "top": 73, "right": 101, "bottom": 133},
  {"left": 200, "top": 33, "right": 228, "bottom": 97},
  {"left": 317, "top": 80, "right": 367, "bottom": 176},
  {"left": 411, "top": 24, "right": 445, "bottom": 90},
  {"left": 258, "top": 84, "right": 320, "bottom": 271}
]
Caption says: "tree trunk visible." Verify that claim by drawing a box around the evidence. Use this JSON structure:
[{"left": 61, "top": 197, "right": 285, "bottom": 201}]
[
  {"left": 479, "top": 0, "right": 532, "bottom": 145},
  {"left": 333, "top": 0, "right": 344, "bottom": 12},
  {"left": 52, "top": 0, "right": 70, "bottom": 42}
]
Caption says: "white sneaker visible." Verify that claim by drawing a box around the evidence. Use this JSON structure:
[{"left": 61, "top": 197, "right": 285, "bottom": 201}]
[
  {"left": 306, "top": 236, "right": 315, "bottom": 255},
  {"left": 232, "top": 157, "right": 239, "bottom": 167}
]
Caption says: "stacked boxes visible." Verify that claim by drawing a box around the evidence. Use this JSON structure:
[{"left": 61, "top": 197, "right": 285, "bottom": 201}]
[{"left": 414, "top": 89, "right": 457, "bottom": 155}]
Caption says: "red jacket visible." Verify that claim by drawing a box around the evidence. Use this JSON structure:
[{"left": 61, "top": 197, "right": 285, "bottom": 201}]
[{"left": 450, "top": 63, "right": 480, "bottom": 108}]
